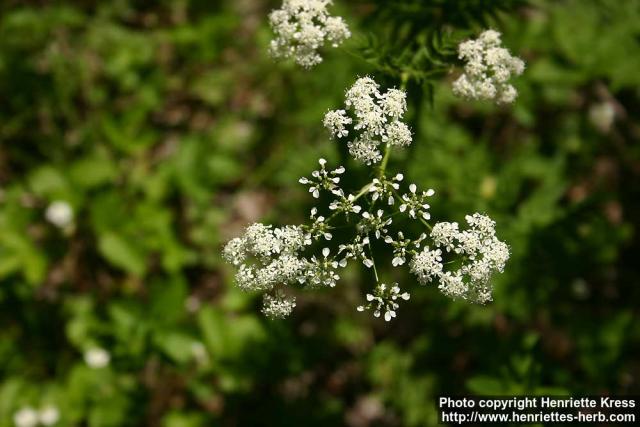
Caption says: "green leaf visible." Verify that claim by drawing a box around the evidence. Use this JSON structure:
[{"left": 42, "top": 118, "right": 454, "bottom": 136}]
[
  {"left": 28, "top": 166, "right": 69, "bottom": 197},
  {"left": 467, "top": 376, "right": 509, "bottom": 395},
  {"left": 154, "top": 332, "right": 195, "bottom": 364},
  {"left": 149, "top": 277, "right": 187, "bottom": 325},
  {"left": 98, "top": 232, "right": 146, "bottom": 275},
  {"left": 69, "top": 153, "right": 118, "bottom": 189}
]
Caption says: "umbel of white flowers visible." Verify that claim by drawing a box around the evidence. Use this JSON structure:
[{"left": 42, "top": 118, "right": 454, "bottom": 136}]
[
  {"left": 223, "top": 77, "right": 510, "bottom": 320},
  {"left": 324, "top": 77, "right": 412, "bottom": 165},
  {"left": 410, "top": 213, "right": 510, "bottom": 304},
  {"left": 357, "top": 282, "right": 410, "bottom": 321},
  {"left": 269, "top": 0, "right": 351, "bottom": 68},
  {"left": 452, "top": 29, "right": 525, "bottom": 104}
]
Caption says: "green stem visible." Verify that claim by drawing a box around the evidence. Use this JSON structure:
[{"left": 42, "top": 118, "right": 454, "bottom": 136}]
[
  {"left": 400, "top": 72, "right": 409, "bottom": 90},
  {"left": 367, "top": 237, "right": 380, "bottom": 283},
  {"left": 420, "top": 217, "right": 433, "bottom": 231},
  {"left": 378, "top": 142, "right": 392, "bottom": 179},
  {"left": 353, "top": 182, "right": 373, "bottom": 201}
]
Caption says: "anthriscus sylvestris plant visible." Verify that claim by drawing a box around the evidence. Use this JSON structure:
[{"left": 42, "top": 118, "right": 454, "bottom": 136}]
[{"left": 223, "top": 77, "right": 511, "bottom": 320}]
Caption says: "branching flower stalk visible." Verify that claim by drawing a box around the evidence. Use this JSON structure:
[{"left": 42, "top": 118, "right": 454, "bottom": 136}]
[{"left": 223, "top": 77, "right": 510, "bottom": 320}]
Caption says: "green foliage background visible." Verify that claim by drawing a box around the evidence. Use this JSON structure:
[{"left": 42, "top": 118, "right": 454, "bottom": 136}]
[{"left": 1, "top": 0, "right": 639, "bottom": 425}]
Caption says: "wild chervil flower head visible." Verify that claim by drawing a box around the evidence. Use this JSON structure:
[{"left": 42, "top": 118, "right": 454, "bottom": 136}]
[
  {"left": 223, "top": 76, "right": 511, "bottom": 321},
  {"left": 324, "top": 77, "right": 412, "bottom": 165},
  {"left": 357, "top": 282, "right": 410, "bottom": 321},
  {"left": 223, "top": 223, "right": 311, "bottom": 293},
  {"left": 409, "top": 246, "right": 443, "bottom": 283},
  {"left": 304, "top": 247, "right": 341, "bottom": 288},
  {"left": 262, "top": 294, "right": 297, "bottom": 319},
  {"left": 409, "top": 213, "right": 510, "bottom": 304},
  {"left": 299, "top": 158, "right": 345, "bottom": 199},
  {"left": 399, "top": 184, "right": 435, "bottom": 220},
  {"left": 269, "top": 0, "right": 351, "bottom": 68},
  {"left": 453, "top": 29, "right": 525, "bottom": 104}
]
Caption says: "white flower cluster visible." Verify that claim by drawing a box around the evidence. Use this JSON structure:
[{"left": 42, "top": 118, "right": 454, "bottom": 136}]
[
  {"left": 399, "top": 184, "right": 435, "bottom": 220},
  {"left": 359, "top": 209, "right": 392, "bottom": 239},
  {"left": 324, "top": 77, "right": 412, "bottom": 164},
  {"left": 223, "top": 219, "right": 349, "bottom": 317},
  {"left": 305, "top": 247, "right": 341, "bottom": 288},
  {"left": 262, "top": 294, "right": 297, "bottom": 319},
  {"left": 409, "top": 213, "right": 510, "bottom": 303},
  {"left": 385, "top": 231, "right": 427, "bottom": 267},
  {"left": 224, "top": 156, "right": 509, "bottom": 319},
  {"left": 338, "top": 234, "right": 372, "bottom": 268},
  {"left": 13, "top": 405, "right": 59, "bottom": 427},
  {"left": 452, "top": 29, "right": 525, "bottom": 104},
  {"left": 369, "top": 173, "right": 404, "bottom": 205},
  {"left": 269, "top": 0, "right": 351, "bottom": 68},
  {"left": 84, "top": 347, "right": 110, "bottom": 368},
  {"left": 357, "top": 282, "right": 410, "bottom": 321},
  {"left": 223, "top": 223, "right": 311, "bottom": 292},
  {"left": 299, "top": 158, "right": 344, "bottom": 199},
  {"left": 223, "top": 77, "right": 511, "bottom": 321}
]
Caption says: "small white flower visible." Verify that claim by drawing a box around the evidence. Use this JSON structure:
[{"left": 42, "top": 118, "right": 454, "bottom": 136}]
[
  {"left": 305, "top": 247, "right": 341, "bottom": 288},
  {"left": 325, "top": 77, "right": 413, "bottom": 165},
  {"left": 438, "top": 271, "right": 468, "bottom": 300},
  {"left": 84, "top": 347, "right": 110, "bottom": 368},
  {"left": 423, "top": 213, "right": 509, "bottom": 303},
  {"left": 384, "top": 231, "right": 413, "bottom": 267},
  {"left": 329, "top": 193, "right": 361, "bottom": 214},
  {"left": 299, "top": 158, "right": 345, "bottom": 198},
  {"left": 269, "top": 0, "right": 351, "bottom": 68},
  {"left": 45, "top": 201, "right": 73, "bottom": 228},
  {"left": 222, "top": 237, "right": 246, "bottom": 266},
  {"left": 399, "top": 184, "right": 434, "bottom": 220},
  {"left": 39, "top": 405, "right": 60, "bottom": 426},
  {"left": 262, "top": 294, "right": 296, "bottom": 319},
  {"left": 309, "top": 213, "right": 333, "bottom": 241},
  {"left": 338, "top": 235, "right": 372, "bottom": 268},
  {"left": 14, "top": 407, "right": 38, "bottom": 427},
  {"left": 409, "top": 246, "right": 443, "bottom": 284},
  {"left": 368, "top": 174, "right": 403, "bottom": 205},
  {"left": 358, "top": 282, "right": 410, "bottom": 321},
  {"left": 385, "top": 121, "right": 412, "bottom": 147},
  {"left": 323, "top": 109, "right": 352, "bottom": 138},
  {"left": 430, "top": 222, "right": 459, "bottom": 252},
  {"left": 359, "top": 209, "right": 392, "bottom": 239},
  {"left": 381, "top": 88, "right": 407, "bottom": 119},
  {"left": 453, "top": 29, "right": 525, "bottom": 104}
]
